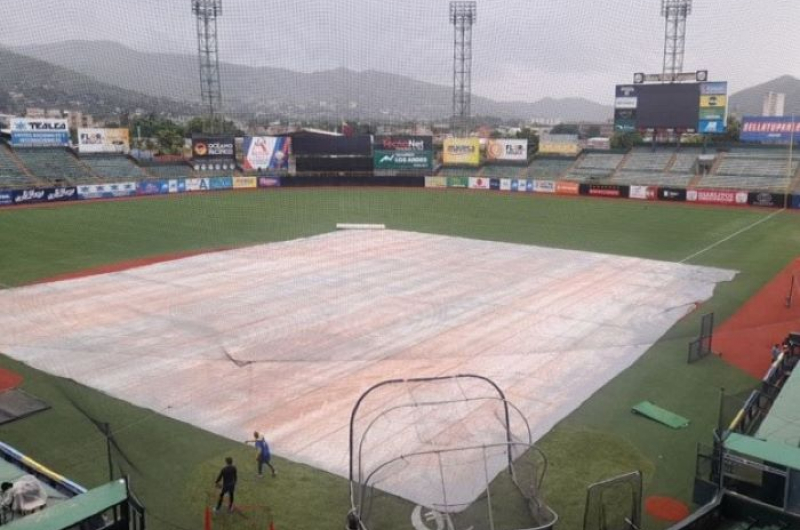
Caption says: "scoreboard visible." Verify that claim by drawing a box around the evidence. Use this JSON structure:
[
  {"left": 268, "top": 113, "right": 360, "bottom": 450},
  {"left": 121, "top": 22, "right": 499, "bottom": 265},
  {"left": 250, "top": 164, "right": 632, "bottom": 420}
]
[{"left": 614, "top": 81, "right": 728, "bottom": 134}]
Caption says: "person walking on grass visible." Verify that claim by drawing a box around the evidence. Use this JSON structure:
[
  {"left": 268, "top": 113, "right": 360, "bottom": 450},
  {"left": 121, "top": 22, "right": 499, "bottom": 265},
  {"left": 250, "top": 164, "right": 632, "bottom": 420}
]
[
  {"left": 214, "top": 456, "right": 237, "bottom": 514},
  {"left": 246, "top": 431, "right": 276, "bottom": 477}
]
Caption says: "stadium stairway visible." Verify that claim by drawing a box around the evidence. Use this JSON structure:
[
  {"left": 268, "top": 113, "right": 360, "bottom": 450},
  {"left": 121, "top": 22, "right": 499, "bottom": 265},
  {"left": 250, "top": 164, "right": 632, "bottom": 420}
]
[
  {"left": 662, "top": 152, "right": 679, "bottom": 173},
  {"left": 72, "top": 152, "right": 102, "bottom": 182},
  {"left": 610, "top": 150, "right": 633, "bottom": 180}
]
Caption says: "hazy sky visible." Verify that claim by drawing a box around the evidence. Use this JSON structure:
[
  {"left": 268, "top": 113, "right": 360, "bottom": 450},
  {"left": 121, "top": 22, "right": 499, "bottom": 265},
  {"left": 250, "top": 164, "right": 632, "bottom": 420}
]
[{"left": 0, "top": 0, "right": 797, "bottom": 104}]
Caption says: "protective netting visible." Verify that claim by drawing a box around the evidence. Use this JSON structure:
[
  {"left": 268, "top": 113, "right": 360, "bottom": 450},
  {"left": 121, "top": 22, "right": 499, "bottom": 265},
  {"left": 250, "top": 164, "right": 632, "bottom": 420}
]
[{"left": 582, "top": 471, "right": 642, "bottom": 530}]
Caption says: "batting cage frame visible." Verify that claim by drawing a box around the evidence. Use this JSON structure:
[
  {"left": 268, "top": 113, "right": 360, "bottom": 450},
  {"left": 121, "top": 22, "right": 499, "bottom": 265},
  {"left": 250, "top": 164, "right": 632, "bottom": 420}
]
[
  {"left": 582, "top": 471, "right": 643, "bottom": 530},
  {"left": 346, "top": 374, "right": 558, "bottom": 530},
  {"left": 688, "top": 312, "right": 715, "bottom": 364}
]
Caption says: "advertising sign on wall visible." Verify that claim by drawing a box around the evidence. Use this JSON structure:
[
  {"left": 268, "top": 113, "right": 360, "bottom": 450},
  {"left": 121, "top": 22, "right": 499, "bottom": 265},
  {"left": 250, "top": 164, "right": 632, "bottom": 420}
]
[
  {"left": 425, "top": 176, "right": 447, "bottom": 188},
  {"left": 533, "top": 180, "right": 556, "bottom": 193},
  {"left": 242, "top": 137, "right": 290, "bottom": 170},
  {"left": 374, "top": 136, "right": 432, "bottom": 152},
  {"left": 447, "top": 176, "right": 469, "bottom": 188},
  {"left": 741, "top": 117, "right": 800, "bottom": 143},
  {"left": 443, "top": 138, "right": 480, "bottom": 166},
  {"left": 748, "top": 192, "right": 787, "bottom": 208},
  {"left": 374, "top": 151, "right": 433, "bottom": 170},
  {"left": 556, "top": 181, "right": 580, "bottom": 195},
  {"left": 232, "top": 176, "right": 257, "bottom": 189},
  {"left": 686, "top": 189, "right": 748, "bottom": 205},
  {"left": 468, "top": 177, "right": 490, "bottom": 190},
  {"left": 486, "top": 139, "right": 527, "bottom": 162},
  {"left": 77, "top": 182, "right": 137, "bottom": 199},
  {"left": 191, "top": 137, "right": 235, "bottom": 159},
  {"left": 629, "top": 185, "right": 658, "bottom": 201},
  {"left": 11, "top": 187, "right": 77, "bottom": 205},
  {"left": 77, "top": 128, "right": 130, "bottom": 154},
  {"left": 257, "top": 177, "right": 281, "bottom": 188},
  {"left": 11, "top": 118, "right": 69, "bottom": 147}
]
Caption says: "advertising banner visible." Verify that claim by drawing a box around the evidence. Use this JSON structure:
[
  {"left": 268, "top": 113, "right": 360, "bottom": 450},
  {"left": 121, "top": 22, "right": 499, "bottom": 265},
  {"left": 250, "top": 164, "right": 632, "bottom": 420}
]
[
  {"left": 242, "top": 136, "right": 290, "bottom": 170},
  {"left": 486, "top": 139, "right": 527, "bottom": 162},
  {"left": 232, "top": 176, "right": 257, "bottom": 189},
  {"left": 741, "top": 117, "right": 800, "bottom": 143},
  {"left": 747, "top": 192, "right": 787, "bottom": 208},
  {"left": 697, "top": 82, "right": 728, "bottom": 134},
  {"left": 489, "top": 179, "right": 500, "bottom": 190},
  {"left": 443, "top": 138, "right": 480, "bottom": 166},
  {"left": 10, "top": 118, "right": 69, "bottom": 147},
  {"left": 499, "top": 178, "right": 512, "bottom": 191},
  {"left": 511, "top": 179, "right": 533, "bottom": 192},
  {"left": 209, "top": 176, "right": 233, "bottom": 190},
  {"left": 374, "top": 150, "right": 433, "bottom": 170},
  {"left": 468, "top": 177, "right": 490, "bottom": 190},
  {"left": 629, "top": 185, "right": 658, "bottom": 201},
  {"left": 659, "top": 187, "right": 687, "bottom": 202},
  {"left": 539, "top": 142, "right": 581, "bottom": 156},
  {"left": 686, "top": 189, "right": 748, "bottom": 205},
  {"left": 0, "top": 190, "right": 13, "bottom": 206},
  {"left": 556, "top": 181, "right": 580, "bottom": 195},
  {"left": 77, "top": 128, "right": 130, "bottom": 153},
  {"left": 425, "top": 176, "right": 447, "bottom": 188},
  {"left": 166, "top": 179, "right": 186, "bottom": 194},
  {"left": 11, "top": 187, "right": 77, "bottom": 205},
  {"left": 137, "top": 180, "right": 166, "bottom": 196},
  {"left": 533, "top": 180, "right": 556, "bottom": 193},
  {"left": 447, "top": 176, "right": 469, "bottom": 188},
  {"left": 793, "top": 195, "right": 800, "bottom": 210},
  {"left": 585, "top": 184, "right": 625, "bottom": 198},
  {"left": 185, "top": 178, "right": 211, "bottom": 192},
  {"left": 374, "top": 136, "right": 433, "bottom": 152},
  {"left": 77, "top": 182, "right": 137, "bottom": 199},
  {"left": 192, "top": 137, "right": 235, "bottom": 159},
  {"left": 257, "top": 177, "right": 281, "bottom": 188}
]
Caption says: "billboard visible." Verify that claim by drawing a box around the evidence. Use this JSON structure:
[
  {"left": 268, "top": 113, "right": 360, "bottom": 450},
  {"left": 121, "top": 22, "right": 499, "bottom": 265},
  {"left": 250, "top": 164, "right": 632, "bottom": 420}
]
[
  {"left": 10, "top": 118, "right": 69, "bottom": 147},
  {"left": 374, "top": 136, "right": 432, "bottom": 152},
  {"left": 77, "top": 182, "right": 137, "bottom": 199},
  {"left": 242, "top": 137, "right": 290, "bottom": 171},
  {"left": 686, "top": 189, "right": 748, "bottom": 205},
  {"left": 77, "top": 128, "right": 130, "bottom": 154},
  {"left": 191, "top": 137, "right": 235, "bottom": 159},
  {"left": 292, "top": 135, "right": 372, "bottom": 156},
  {"left": 741, "top": 117, "right": 800, "bottom": 143},
  {"left": 443, "top": 138, "right": 480, "bottom": 166},
  {"left": 374, "top": 151, "right": 433, "bottom": 170},
  {"left": 486, "top": 139, "right": 527, "bottom": 162},
  {"left": 613, "top": 82, "right": 727, "bottom": 132}
]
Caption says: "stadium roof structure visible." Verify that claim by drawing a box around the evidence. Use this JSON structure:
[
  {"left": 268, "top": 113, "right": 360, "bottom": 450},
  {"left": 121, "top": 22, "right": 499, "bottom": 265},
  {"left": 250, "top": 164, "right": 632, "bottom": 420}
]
[
  {"left": 755, "top": 362, "right": 800, "bottom": 446},
  {"left": 724, "top": 433, "right": 800, "bottom": 472}
]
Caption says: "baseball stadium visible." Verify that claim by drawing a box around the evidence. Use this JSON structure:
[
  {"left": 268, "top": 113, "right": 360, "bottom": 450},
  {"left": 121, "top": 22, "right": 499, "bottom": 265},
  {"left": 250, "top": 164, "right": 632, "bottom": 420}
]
[{"left": 0, "top": 2, "right": 800, "bottom": 530}]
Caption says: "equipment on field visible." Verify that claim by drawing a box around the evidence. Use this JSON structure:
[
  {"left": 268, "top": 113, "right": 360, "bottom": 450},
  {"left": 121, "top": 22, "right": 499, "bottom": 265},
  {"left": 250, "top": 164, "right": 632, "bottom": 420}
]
[{"left": 632, "top": 401, "right": 690, "bottom": 429}]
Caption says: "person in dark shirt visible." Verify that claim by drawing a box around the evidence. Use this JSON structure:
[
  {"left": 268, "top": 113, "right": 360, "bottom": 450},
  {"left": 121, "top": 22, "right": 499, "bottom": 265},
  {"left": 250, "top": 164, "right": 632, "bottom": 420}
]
[{"left": 214, "top": 457, "right": 237, "bottom": 513}]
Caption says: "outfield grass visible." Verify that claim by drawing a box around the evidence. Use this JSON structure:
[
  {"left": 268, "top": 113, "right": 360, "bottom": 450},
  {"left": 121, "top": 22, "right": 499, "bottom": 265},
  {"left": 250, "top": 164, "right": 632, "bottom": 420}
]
[{"left": 1, "top": 189, "right": 798, "bottom": 530}]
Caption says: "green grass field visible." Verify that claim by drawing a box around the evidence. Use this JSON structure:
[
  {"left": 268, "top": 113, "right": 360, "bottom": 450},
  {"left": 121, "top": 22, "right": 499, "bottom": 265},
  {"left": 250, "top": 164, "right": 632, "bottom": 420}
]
[{"left": 1, "top": 189, "right": 799, "bottom": 530}]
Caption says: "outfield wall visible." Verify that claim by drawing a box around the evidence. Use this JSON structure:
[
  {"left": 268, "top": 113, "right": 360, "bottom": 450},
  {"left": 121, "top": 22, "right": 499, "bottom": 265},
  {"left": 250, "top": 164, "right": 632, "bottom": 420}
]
[{"left": 0, "top": 176, "right": 797, "bottom": 210}]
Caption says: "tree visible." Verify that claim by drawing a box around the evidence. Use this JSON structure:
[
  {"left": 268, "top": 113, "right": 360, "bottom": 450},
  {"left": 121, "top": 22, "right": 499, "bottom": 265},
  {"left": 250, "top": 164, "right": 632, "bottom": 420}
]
[
  {"left": 610, "top": 131, "right": 643, "bottom": 150},
  {"left": 585, "top": 125, "right": 602, "bottom": 138},
  {"left": 550, "top": 123, "right": 580, "bottom": 136},
  {"left": 722, "top": 115, "right": 741, "bottom": 143},
  {"left": 515, "top": 127, "right": 540, "bottom": 154}
]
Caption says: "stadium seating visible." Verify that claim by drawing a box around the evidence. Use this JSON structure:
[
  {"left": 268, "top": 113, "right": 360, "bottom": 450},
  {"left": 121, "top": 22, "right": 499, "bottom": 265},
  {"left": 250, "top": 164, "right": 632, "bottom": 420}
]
[
  {"left": 698, "top": 149, "right": 798, "bottom": 191},
  {"left": 145, "top": 164, "right": 194, "bottom": 179},
  {"left": 668, "top": 149, "right": 701, "bottom": 175},
  {"left": 436, "top": 167, "right": 482, "bottom": 178},
  {"left": 14, "top": 148, "right": 94, "bottom": 185},
  {"left": 80, "top": 155, "right": 147, "bottom": 180},
  {"left": 480, "top": 165, "right": 526, "bottom": 178},
  {"left": 611, "top": 148, "right": 693, "bottom": 187},
  {"left": 526, "top": 158, "right": 573, "bottom": 180},
  {"left": 565, "top": 153, "right": 624, "bottom": 182},
  {"left": 0, "top": 144, "right": 36, "bottom": 188}
]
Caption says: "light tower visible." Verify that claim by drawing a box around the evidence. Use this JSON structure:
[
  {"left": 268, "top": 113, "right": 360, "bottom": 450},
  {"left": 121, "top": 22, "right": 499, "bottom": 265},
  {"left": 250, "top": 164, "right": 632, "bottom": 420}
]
[
  {"left": 661, "top": 0, "right": 692, "bottom": 82},
  {"left": 450, "top": 1, "right": 477, "bottom": 134},
  {"left": 192, "top": 0, "right": 223, "bottom": 133}
]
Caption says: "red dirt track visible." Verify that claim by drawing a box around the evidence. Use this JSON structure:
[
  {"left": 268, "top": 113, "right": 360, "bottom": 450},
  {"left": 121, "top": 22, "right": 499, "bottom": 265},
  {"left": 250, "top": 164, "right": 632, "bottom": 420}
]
[
  {"left": 0, "top": 369, "right": 23, "bottom": 392},
  {"left": 713, "top": 258, "right": 800, "bottom": 378},
  {"left": 32, "top": 248, "right": 227, "bottom": 285}
]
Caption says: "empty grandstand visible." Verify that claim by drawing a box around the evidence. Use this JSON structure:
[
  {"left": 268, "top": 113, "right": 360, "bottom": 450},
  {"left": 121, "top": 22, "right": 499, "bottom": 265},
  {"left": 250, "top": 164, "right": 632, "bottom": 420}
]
[
  {"left": 143, "top": 164, "right": 195, "bottom": 179},
  {"left": 697, "top": 149, "right": 798, "bottom": 191},
  {"left": 13, "top": 148, "right": 93, "bottom": 185},
  {"left": 612, "top": 148, "right": 695, "bottom": 187},
  {"left": 0, "top": 144, "right": 36, "bottom": 189},
  {"left": 480, "top": 165, "right": 527, "bottom": 178},
  {"left": 79, "top": 155, "right": 149, "bottom": 181},
  {"left": 526, "top": 157, "right": 574, "bottom": 180},
  {"left": 565, "top": 152, "right": 624, "bottom": 182}
]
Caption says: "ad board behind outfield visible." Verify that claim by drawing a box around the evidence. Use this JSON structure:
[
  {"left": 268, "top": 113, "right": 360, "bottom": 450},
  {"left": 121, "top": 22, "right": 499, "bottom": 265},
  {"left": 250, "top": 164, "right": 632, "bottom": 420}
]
[
  {"left": 443, "top": 138, "right": 480, "bottom": 166},
  {"left": 11, "top": 118, "right": 69, "bottom": 147},
  {"left": 486, "top": 139, "right": 527, "bottom": 162},
  {"left": 191, "top": 137, "right": 235, "bottom": 159},
  {"left": 741, "top": 116, "right": 800, "bottom": 144},
  {"left": 78, "top": 128, "right": 131, "bottom": 154},
  {"left": 242, "top": 137, "right": 290, "bottom": 170}
]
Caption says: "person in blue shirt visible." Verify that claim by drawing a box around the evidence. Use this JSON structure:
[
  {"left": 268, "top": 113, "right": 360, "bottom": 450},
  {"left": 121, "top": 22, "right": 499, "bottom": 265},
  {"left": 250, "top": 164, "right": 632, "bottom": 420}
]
[{"left": 246, "top": 431, "right": 276, "bottom": 477}]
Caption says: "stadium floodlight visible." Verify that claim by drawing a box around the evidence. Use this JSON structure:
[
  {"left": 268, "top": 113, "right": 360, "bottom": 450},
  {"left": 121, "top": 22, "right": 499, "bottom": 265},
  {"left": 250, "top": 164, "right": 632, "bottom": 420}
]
[
  {"left": 191, "top": 0, "right": 224, "bottom": 133},
  {"left": 660, "top": 0, "right": 693, "bottom": 82},
  {"left": 449, "top": 1, "right": 477, "bottom": 135}
]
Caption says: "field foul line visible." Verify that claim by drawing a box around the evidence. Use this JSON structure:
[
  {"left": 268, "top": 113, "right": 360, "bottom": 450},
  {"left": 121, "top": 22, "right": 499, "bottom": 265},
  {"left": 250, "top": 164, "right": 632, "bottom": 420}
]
[{"left": 680, "top": 208, "right": 784, "bottom": 264}]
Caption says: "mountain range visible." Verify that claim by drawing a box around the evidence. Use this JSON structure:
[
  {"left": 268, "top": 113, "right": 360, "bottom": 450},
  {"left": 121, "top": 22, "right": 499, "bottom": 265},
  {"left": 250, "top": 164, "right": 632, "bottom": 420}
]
[
  {"left": 3, "top": 40, "right": 799, "bottom": 123},
  {"left": 10, "top": 41, "right": 612, "bottom": 122}
]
